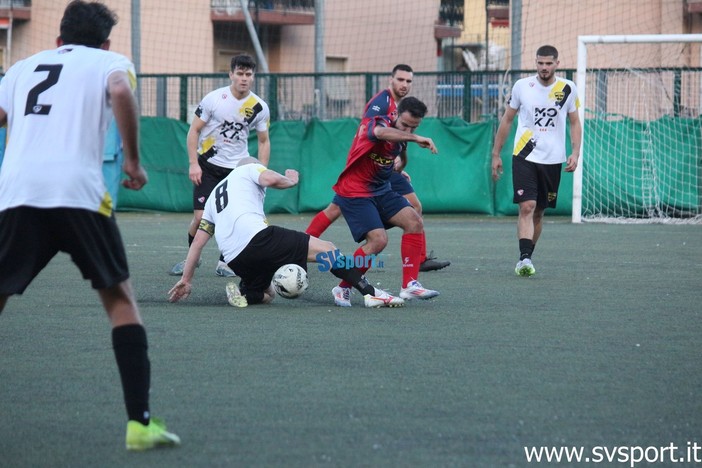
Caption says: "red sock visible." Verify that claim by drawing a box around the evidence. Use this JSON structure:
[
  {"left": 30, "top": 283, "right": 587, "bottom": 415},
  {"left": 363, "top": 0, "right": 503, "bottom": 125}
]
[
  {"left": 419, "top": 231, "right": 427, "bottom": 263},
  {"left": 339, "top": 247, "right": 369, "bottom": 288},
  {"left": 401, "top": 232, "right": 423, "bottom": 288},
  {"left": 306, "top": 211, "right": 333, "bottom": 237}
]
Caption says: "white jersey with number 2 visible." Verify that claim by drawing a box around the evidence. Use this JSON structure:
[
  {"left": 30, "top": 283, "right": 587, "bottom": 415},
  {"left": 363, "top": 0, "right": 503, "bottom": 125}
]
[{"left": 0, "top": 44, "right": 135, "bottom": 214}]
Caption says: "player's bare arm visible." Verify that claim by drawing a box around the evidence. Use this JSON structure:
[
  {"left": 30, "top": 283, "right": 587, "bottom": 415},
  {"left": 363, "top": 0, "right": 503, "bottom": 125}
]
[
  {"left": 0, "top": 108, "right": 7, "bottom": 127},
  {"left": 374, "top": 126, "right": 438, "bottom": 154},
  {"left": 256, "top": 130, "right": 271, "bottom": 166},
  {"left": 491, "top": 106, "right": 518, "bottom": 181},
  {"left": 259, "top": 169, "right": 299, "bottom": 188},
  {"left": 168, "top": 222, "right": 213, "bottom": 302},
  {"left": 109, "top": 70, "right": 146, "bottom": 190},
  {"left": 186, "top": 116, "right": 206, "bottom": 186},
  {"left": 565, "top": 110, "right": 582, "bottom": 172}
]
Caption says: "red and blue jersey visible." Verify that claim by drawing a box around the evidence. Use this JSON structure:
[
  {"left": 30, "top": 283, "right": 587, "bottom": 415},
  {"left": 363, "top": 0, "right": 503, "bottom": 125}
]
[
  {"left": 332, "top": 114, "right": 406, "bottom": 198},
  {"left": 363, "top": 89, "right": 397, "bottom": 121},
  {"left": 333, "top": 89, "right": 403, "bottom": 198}
]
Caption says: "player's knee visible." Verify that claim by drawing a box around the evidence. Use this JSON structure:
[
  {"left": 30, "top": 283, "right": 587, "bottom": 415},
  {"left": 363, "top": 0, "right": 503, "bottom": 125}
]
[
  {"left": 365, "top": 231, "right": 388, "bottom": 253},
  {"left": 519, "top": 200, "right": 537, "bottom": 215},
  {"left": 323, "top": 204, "right": 341, "bottom": 221}
]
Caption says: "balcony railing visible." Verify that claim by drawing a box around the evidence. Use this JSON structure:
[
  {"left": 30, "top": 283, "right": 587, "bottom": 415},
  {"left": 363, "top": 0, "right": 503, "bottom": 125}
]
[
  {"left": 211, "top": 0, "right": 314, "bottom": 25},
  {"left": 439, "top": 0, "right": 463, "bottom": 28},
  {"left": 0, "top": 0, "right": 31, "bottom": 21}
]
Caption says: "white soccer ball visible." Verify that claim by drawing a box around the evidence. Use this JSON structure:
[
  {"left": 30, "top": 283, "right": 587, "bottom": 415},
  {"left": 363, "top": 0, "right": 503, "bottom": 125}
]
[{"left": 272, "top": 263, "right": 309, "bottom": 299}]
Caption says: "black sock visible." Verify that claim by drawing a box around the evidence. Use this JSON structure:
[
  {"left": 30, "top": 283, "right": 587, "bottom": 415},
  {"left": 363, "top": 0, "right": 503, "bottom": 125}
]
[
  {"left": 112, "top": 324, "right": 151, "bottom": 425},
  {"left": 188, "top": 234, "right": 194, "bottom": 247},
  {"left": 519, "top": 238, "right": 534, "bottom": 260},
  {"left": 330, "top": 256, "right": 374, "bottom": 295}
]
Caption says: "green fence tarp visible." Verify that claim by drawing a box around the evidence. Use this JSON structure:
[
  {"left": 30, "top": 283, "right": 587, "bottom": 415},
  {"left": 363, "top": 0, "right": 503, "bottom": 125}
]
[
  {"left": 118, "top": 115, "right": 699, "bottom": 216},
  {"left": 117, "top": 117, "right": 191, "bottom": 212},
  {"left": 121, "top": 116, "right": 498, "bottom": 215}
]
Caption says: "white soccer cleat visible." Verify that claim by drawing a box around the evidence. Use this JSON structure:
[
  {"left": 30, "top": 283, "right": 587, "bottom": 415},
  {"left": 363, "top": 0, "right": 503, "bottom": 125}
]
[
  {"left": 399, "top": 280, "right": 439, "bottom": 300},
  {"left": 515, "top": 258, "right": 536, "bottom": 277},
  {"left": 364, "top": 288, "right": 405, "bottom": 308},
  {"left": 216, "top": 260, "right": 237, "bottom": 277},
  {"left": 332, "top": 286, "right": 352, "bottom": 307}
]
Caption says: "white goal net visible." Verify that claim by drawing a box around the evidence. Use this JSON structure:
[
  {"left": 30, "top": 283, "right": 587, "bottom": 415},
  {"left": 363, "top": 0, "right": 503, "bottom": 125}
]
[{"left": 573, "top": 35, "right": 702, "bottom": 224}]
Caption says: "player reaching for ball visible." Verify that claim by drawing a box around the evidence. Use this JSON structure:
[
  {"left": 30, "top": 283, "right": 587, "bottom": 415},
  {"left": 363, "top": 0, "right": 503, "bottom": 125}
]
[{"left": 167, "top": 158, "right": 404, "bottom": 308}]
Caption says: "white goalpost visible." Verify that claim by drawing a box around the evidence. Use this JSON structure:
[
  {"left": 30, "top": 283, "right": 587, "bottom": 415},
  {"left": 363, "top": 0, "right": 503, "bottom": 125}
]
[{"left": 573, "top": 34, "right": 702, "bottom": 223}]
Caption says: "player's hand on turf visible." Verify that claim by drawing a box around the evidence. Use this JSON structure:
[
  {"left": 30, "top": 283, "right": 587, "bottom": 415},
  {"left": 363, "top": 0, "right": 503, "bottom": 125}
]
[
  {"left": 285, "top": 169, "right": 299, "bottom": 185},
  {"left": 189, "top": 162, "right": 203, "bottom": 186},
  {"left": 168, "top": 281, "right": 192, "bottom": 302},
  {"left": 122, "top": 162, "right": 148, "bottom": 190},
  {"left": 491, "top": 155, "right": 503, "bottom": 181}
]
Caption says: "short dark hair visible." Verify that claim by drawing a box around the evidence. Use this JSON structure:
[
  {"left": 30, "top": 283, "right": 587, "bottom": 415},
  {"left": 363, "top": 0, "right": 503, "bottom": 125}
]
[
  {"left": 392, "top": 64, "right": 413, "bottom": 75},
  {"left": 59, "top": 0, "right": 117, "bottom": 48},
  {"left": 536, "top": 45, "right": 559, "bottom": 60},
  {"left": 231, "top": 55, "right": 257, "bottom": 72},
  {"left": 397, "top": 96, "right": 427, "bottom": 119}
]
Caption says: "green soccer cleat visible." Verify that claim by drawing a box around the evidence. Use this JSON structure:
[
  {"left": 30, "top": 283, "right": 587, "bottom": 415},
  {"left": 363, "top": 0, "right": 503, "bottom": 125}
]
[
  {"left": 515, "top": 258, "right": 536, "bottom": 277},
  {"left": 126, "top": 418, "right": 181, "bottom": 451}
]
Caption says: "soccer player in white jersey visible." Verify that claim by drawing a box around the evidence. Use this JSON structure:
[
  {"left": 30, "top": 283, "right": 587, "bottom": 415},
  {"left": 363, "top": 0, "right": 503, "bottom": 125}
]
[
  {"left": 168, "top": 158, "right": 404, "bottom": 308},
  {"left": 490, "top": 45, "right": 582, "bottom": 277},
  {"left": 169, "top": 54, "right": 271, "bottom": 278},
  {"left": 0, "top": 0, "right": 179, "bottom": 451}
]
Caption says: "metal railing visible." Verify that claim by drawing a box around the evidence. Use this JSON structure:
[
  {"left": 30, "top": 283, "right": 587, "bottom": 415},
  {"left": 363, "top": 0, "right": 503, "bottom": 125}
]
[
  {"left": 137, "top": 70, "right": 522, "bottom": 123},
  {"left": 137, "top": 68, "right": 702, "bottom": 123},
  {"left": 210, "top": 0, "right": 314, "bottom": 12}
]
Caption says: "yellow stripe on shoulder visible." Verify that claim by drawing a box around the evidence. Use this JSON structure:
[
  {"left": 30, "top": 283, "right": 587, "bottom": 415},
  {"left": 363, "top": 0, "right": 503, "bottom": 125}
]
[{"left": 128, "top": 69, "right": 137, "bottom": 91}]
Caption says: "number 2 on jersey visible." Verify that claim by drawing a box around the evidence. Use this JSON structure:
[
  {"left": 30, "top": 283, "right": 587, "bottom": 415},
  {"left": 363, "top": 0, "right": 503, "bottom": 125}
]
[{"left": 25, "top": 64, "right": 63, "bottom": 116}]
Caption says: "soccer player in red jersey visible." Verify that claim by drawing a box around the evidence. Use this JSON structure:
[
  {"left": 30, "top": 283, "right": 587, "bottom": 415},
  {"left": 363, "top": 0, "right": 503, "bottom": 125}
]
[{"left": 329, "top": 96, "right": 441, "bottom": 307}]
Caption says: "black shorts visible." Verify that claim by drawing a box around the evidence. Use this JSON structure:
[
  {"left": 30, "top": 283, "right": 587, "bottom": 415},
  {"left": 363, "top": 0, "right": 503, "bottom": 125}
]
[
  {"left": 511, "top": 156, "right": 562, "bottom": 209},
  {"left": 230, "top": 226, "right": 309, "bottom": 304},
  {"left": 0, "top": 207, "right": 129, "bottom": 294},
  {"left": 193, "top": 155, "right": 233, "bottom": 210}
]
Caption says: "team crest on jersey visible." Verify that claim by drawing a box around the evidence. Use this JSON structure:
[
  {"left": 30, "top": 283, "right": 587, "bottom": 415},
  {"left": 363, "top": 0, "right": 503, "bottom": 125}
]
[
  {"left": 372, "top": 105, "right": 381, "bottom": 112},
  {"left": 554, "top": 91, "right": 565, "bottom": 101},
  {"left": 517, "top": 189, "right": 524, "bottom": 196},
  {"left": 548, "top": 192, "right": 557, "bottom": 202},
  {"left": 243, "top": 107, "right": 255, "bottom": 119}
]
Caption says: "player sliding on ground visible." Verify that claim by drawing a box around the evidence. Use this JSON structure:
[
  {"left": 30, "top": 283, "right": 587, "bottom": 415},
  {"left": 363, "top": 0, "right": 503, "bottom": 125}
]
[{"left": 168, "top": 158, "right": 404, "bottom": 308}]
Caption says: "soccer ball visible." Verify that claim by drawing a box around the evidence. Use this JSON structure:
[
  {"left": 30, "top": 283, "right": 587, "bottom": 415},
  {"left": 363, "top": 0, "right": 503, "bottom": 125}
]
[{"left": 272, "top": 264, "right": 309, "bottom": 299}]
